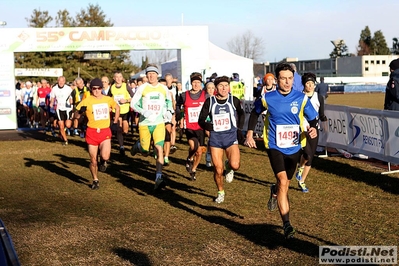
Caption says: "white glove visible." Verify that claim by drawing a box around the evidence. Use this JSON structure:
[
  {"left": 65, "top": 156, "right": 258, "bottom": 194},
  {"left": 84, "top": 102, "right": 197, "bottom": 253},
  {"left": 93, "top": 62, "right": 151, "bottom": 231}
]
[
  {"left": 165, "top": 110, "right": 173, "bottom": 121},
  {"left": 143, "top": 110, "right": 153, "bottom": 118}
]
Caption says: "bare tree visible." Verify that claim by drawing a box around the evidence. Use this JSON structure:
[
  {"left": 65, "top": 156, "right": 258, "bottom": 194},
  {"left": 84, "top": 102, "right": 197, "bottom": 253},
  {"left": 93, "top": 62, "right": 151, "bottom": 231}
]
[
  {"left": 227, "top": 30, "right": 264, "bottom": 60},
  {"left": 130, "top": 50, "right": 176, "bottom": 68}
]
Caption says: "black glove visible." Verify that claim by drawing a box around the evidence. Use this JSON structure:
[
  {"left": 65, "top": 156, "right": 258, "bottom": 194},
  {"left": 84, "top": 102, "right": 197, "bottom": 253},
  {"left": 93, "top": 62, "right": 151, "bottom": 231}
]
[
  {"left": 111, "top": 122, "right": 118, "bottom": 132},
  {"left": 237, "top": 129, "right": 245, "bottom": 145},
  {"left": 78, "top": 106, "right": 87, "bottom": 114}
]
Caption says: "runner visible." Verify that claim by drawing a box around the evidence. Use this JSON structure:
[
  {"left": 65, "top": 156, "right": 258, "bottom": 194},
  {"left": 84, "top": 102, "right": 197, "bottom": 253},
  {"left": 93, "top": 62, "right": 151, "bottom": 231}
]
[
  {"left": 49, "top": 76, "right": 73, "bottom": 146},
  {"left": 245, "top": 63, "right": 319, "bottom": 239},
  {"left": 295, "top": 72, "right": 327, "bottom": 192},
  {"left": 130, "top": 64, "right": 174, "bottom": 190},
  {"left": 110, "top": 71, "right": 133, "bottom": 156},
  {"left": 198, "top": 76, "right": 245, "bottom": 203},
  {"left": 75, "top": 78, "right": 120, "bottom": 190},
  {"left": 176, "top": 72, "right": 208, "bottom": 180}
]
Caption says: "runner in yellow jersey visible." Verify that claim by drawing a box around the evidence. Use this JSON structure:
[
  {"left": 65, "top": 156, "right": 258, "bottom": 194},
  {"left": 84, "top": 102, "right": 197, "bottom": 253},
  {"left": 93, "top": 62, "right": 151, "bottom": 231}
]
[
  {"left": 75, "top": 78, "right": 120, "bottom": 190},
  {"left": 110, "top": 71, "right": 133, "bottom": 156}
]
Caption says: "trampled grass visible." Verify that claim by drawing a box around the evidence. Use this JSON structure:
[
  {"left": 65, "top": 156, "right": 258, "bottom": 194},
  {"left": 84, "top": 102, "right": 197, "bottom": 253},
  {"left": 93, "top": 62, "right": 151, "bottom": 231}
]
[{"left": 0, "top": 92, "right": 398, "bottom": 265}]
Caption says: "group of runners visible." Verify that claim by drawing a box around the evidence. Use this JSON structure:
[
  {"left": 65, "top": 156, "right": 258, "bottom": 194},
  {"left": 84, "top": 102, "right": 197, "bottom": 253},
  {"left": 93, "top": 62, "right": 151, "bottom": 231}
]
[{"left": 19, "top": 63, "right": 327, "bottom": 240}]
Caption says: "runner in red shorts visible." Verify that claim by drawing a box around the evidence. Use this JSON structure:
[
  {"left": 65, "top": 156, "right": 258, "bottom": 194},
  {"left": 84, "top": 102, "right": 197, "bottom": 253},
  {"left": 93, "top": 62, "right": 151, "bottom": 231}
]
[{"left": 75, "top": 78, "right": 120, "bottom": 190}]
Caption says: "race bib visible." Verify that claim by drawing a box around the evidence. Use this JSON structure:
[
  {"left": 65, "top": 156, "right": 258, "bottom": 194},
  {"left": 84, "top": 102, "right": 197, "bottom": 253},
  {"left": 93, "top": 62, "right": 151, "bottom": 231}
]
[
  {"left": 213, "top": 113, "right": 231, "bottom": 132},
  {"left": 187, "top": 106, "right": 202, "bottom": 123},
  {"left": 114, "top": 95, "right": 124, "bottom": 104},
  {"left": 276, "top": 124, "right": 299, "bottom": 148},
  {"left": 93, "top": 103, "right": 109, "bottom": 121},
  {"left": 39, "top": 98, "right": 46, "bottom": 106},
  {"left": 147, "top": 99, "right": 161, "bottom": 116}
]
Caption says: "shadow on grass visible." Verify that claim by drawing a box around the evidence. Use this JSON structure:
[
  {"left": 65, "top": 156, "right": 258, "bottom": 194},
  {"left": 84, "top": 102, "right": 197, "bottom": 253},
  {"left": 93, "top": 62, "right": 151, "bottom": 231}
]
[
  {"left": 24, "top": 157, "right": 90, "bottom": 185},
  {"left": 112, "top": 247, "right": 152, "bottom": 266},
  {"left": 109, "top": 157, "right": 337, "bottom": 259},
  {"left": 154, "top": 187, "right": 337, "bottom": 258},
  {"left": 204, "top": 214, "right": 337, "bottom": 257},
  {"left": 313, "top": 157, "right": 399, "bottom": 195}
]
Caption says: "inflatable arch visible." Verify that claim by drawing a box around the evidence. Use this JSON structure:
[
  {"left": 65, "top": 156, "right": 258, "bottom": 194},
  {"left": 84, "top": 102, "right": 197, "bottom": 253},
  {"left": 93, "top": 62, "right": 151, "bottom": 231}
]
[{"left": 0, "top": 26, "right": 210, "bottom": 130}]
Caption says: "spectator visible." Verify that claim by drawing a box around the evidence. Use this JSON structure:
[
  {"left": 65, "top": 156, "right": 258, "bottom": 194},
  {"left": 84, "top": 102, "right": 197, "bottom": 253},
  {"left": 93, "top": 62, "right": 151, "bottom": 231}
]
[
  {"left": 289, "top": 63, "right": 304, "bottom": 92},
  {"left": 384, "top": 58, "right": 399, "bottom": 111},
  {"left": 315, "top": 77, "right": 329, "bottom": 101},
  {"left": 230, "top": 73, "right": 245, "bottom": 100}
]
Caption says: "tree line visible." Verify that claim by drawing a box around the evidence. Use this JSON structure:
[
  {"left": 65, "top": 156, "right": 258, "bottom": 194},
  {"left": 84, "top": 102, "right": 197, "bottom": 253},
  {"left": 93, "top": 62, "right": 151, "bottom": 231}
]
[
  {"left": 330, "top": 26, "right": 397, "bottom": 58},
  {"left": 16, "top": 4, "right": 142, "bottom": 83},
  {"left": 15, "top": 4, "right": 399, "bottom": 83},
  {"left": 229, "top": 27, "right": 398, "bottom": 61}
]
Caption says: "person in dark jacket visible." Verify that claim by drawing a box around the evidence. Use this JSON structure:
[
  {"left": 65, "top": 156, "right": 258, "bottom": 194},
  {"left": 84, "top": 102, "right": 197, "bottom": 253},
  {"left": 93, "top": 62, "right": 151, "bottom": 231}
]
[
  {"left": 315, "top": 77, "right": 329, "bottom": 101},
  {"left": 384, "top": 58, "right": 399, "bottom": 111}
]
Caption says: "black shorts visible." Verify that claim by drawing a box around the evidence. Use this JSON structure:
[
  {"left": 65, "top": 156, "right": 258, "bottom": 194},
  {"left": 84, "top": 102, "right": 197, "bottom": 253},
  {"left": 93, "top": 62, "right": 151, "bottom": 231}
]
[
  {"left": 185, "top": 129, "right": 205, "bottom": 146},
  {"left": 112, "top": 112, "right": 129, "bottom": 121},
  {"left": 266, "top": 149, "right": 302, "bottom": 180},
  {"left": 56, "top": 110, "right": 73, "bottom": 122}
]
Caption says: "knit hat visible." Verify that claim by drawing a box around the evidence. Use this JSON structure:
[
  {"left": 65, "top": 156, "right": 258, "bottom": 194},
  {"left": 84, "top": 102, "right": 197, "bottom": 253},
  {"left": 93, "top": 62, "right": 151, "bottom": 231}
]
[
  {"left": 214, "top": 76, "right": 230, "bottom": 87},
  {"left": 90, "top": 78, "right": 103, "bottom": 88},
  {"left": 301, "top": 72, "right": 317, "bottom": 86},
  {"left": 190, "top": 72, "right": 202, "bottom": 83},
  {"left": 263, "top": 73, "right": 275, "bottom": 83},
  {"left": 389, "top": 58, "right": 399, "bottom": 71},
  {"left": 146, "top": 65, "right": 159, "bottom": 74},
  {"left": 232, "top": 73, "right": 240, "bottom": 82}
]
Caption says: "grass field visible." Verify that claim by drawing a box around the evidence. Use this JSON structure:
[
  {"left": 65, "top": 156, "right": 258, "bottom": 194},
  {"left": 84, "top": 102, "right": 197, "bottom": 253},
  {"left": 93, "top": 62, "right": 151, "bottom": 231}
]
[{"left": 0, "top": 92, "right": 398, "bottom": 266}]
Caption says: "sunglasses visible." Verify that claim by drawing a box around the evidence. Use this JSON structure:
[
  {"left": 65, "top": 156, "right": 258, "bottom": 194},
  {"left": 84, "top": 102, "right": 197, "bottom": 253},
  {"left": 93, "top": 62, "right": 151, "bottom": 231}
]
[{"left": 91, "top": 86, "right": 102, "bottom": 90}]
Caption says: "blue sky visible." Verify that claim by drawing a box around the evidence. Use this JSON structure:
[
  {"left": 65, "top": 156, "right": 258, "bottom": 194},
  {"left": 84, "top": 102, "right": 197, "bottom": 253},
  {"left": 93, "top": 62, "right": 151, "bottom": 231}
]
[{"left": 0, "top": 0, "right": 397, "bottom": 63}]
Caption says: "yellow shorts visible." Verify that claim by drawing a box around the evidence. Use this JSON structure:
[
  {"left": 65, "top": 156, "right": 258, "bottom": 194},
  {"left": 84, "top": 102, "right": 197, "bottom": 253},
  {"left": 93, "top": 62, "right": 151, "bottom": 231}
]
[{"left": 138, "top": 124, "right": 165, "bottom": 152}]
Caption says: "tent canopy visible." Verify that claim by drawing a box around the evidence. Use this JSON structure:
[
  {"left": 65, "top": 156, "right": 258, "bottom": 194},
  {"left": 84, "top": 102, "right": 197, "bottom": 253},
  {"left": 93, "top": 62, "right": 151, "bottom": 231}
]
[{"left": 161, "top": 42, "right": 254, "bottom": 100}]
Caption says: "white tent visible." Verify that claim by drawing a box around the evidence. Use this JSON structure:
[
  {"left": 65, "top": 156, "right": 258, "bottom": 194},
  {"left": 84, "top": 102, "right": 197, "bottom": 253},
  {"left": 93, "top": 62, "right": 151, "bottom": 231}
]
[
  {"left": 161, "top": 42, "right": 254, "bottom": 100},
  {"left": 206, "top": 42, "right": 254, "bottom": 100}
]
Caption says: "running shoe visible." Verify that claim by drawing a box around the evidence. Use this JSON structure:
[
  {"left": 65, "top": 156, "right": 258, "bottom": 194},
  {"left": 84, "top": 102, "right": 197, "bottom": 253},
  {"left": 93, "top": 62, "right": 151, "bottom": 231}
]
[
  {"left": 190, "top": 170, "right": 196, "bottom": 181},
  {"left": 214, "top": 192, "right": 225, "bottom": 204},
  {"left": 120, "top": 147, "right": 125, "bottom": 156},
  {"left": 99, "top": 160, "right": 108, "bottom": 172},
  {"left": 170, "top": 145, "right": 178, "bottom": 154},
  {"left": 62, "top": 141, "right": 68, "bottom": 146},
  {"left": 206, "top": 152, "right": 212, "bottom": 167},
  {"left": 267, "top": 184, "right": 278, "bottom": 211},
  {"left": 91, "top": 180, "right": 99, "bottom": 190},
  {"left": 185, "top": 158, "right": 193, "bottom": 173},
  {"left": 66, "top": 128, "right": 71, "bottom": 136},
  {"left": 225, "top": 160, "right": 234, "bottom": 183},
  {"left": 154, "top": 175, "right": 166, "bottom": 190},
  {"left": 130, "top": 141, "right": 141, "bottom": 156},
  {"left": 164, "top": 157, "right": 169, "bottom": 166},
  {"left": 74, "top": 129, "right": 79, "bottom": 136},
  {"left": 298, "top": 181, "right": 309, "bottom": 193},
  {"left": 295, "top": 166, "right": 304, "bottom": 181},
  {"left": 283, "top": 222, "right": 296, "bottom": 239},
  {"left": 80, "top": 131, "right": 85, "bottom": 138}
]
